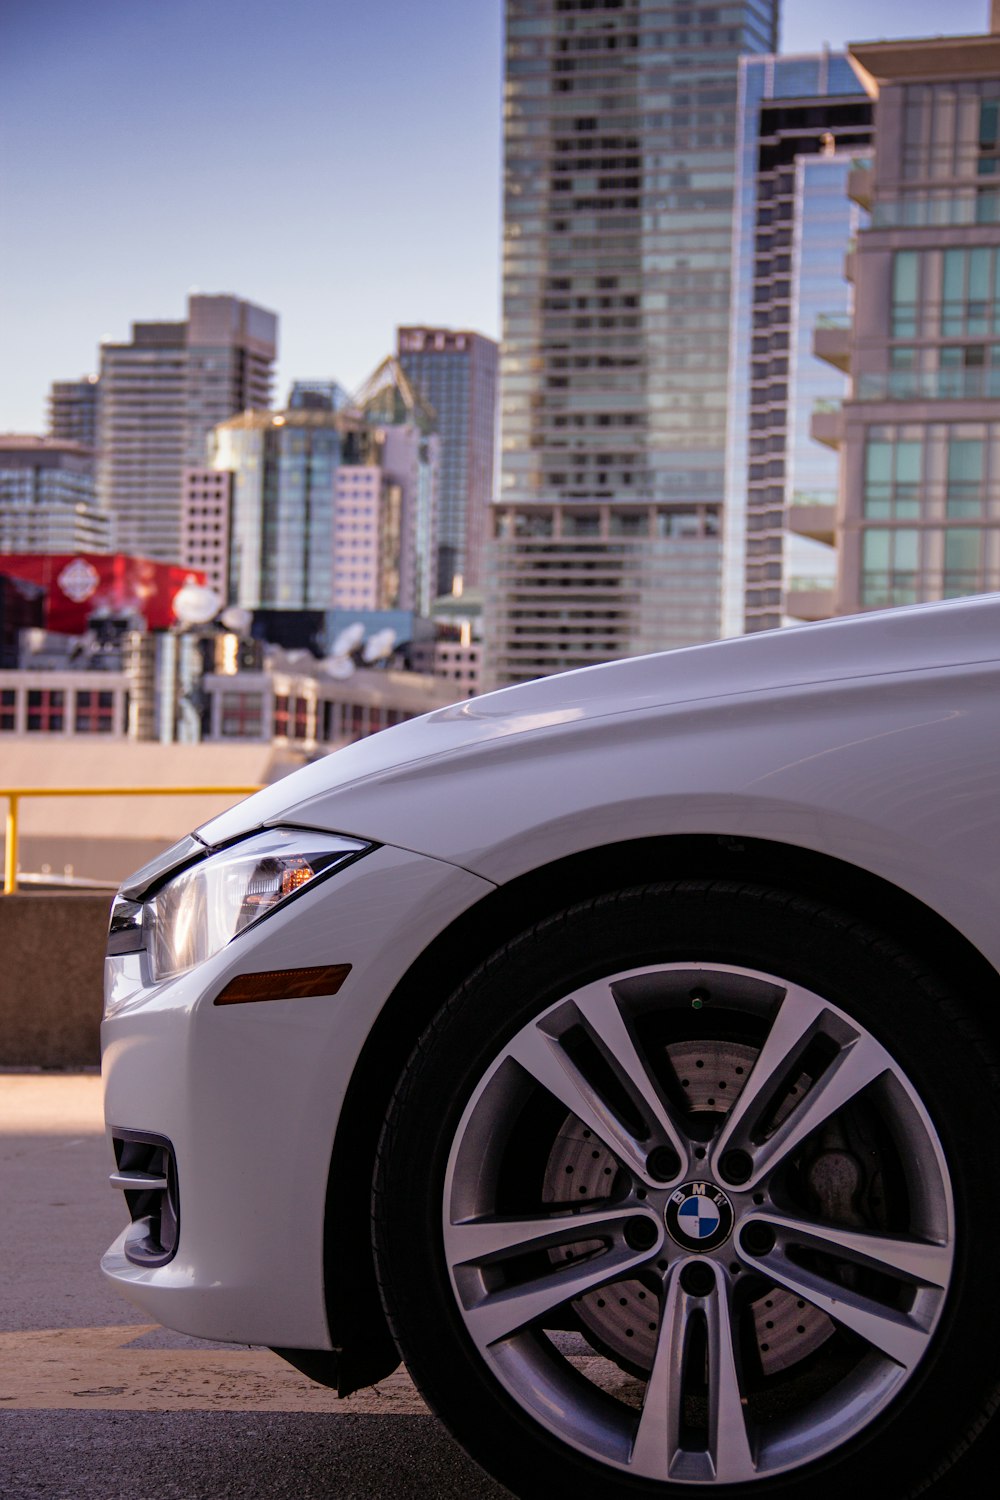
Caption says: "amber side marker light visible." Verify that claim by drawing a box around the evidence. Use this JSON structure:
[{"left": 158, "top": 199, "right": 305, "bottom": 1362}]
[{"left": 213, "top": 964, "right": 352, "bottom": 1006}]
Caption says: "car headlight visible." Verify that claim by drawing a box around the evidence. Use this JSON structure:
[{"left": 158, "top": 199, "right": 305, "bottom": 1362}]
[{"left": 108, "top": 828, "right": 371, "bottom": 982}]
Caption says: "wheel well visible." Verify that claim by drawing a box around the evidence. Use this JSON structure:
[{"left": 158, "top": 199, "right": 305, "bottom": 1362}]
[{"left": 321, "top": 831, "right": 1000, "bottom": 1392}]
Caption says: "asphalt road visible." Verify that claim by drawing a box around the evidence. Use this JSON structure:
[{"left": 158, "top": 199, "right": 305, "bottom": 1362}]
[
  {"left": 2, "top": 1074, "right": 998, "bottom": 1499},
  {"left": 0, "top": 1073, "right": 507, "bottom": 1499}
]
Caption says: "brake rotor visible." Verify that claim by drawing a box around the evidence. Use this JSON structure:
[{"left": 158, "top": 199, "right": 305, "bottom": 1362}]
[{"left": 542, "top": 1038, "right": 834, "bottom": 1376}]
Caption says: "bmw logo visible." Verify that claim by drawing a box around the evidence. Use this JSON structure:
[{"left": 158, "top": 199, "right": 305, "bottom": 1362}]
[{"left": 665, "top": 1182, "right": 735, "bottom": 1253}]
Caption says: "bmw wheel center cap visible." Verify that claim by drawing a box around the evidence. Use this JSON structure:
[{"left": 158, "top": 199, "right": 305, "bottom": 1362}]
[{"left": 665, "top": 1182, "right": 735, "bottom": 1252}]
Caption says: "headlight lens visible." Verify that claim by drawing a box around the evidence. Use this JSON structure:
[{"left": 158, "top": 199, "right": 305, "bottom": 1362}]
[{"left": 142, "top": 828, "right": 370, "bottom": 981}]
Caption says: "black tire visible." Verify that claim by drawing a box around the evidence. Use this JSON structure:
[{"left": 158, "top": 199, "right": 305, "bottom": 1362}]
[{"left": 373, "top": 882, "right": 1000, "bottom": 1499}]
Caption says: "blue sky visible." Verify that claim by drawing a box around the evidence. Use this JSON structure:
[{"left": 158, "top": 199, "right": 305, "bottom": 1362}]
[{"left": 0, "top": 0, "right": 990, "bottom": 433}]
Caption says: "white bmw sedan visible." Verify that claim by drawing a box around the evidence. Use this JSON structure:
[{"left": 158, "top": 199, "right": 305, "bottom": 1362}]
[{"left": 102, "top": 595, "right": 1000, "bottom": 1499}]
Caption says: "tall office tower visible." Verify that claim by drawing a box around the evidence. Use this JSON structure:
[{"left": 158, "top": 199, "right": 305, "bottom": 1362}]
[
  {"left": 397, "top": 326, "right": 499, "bottom": 597},
  {"left": 353, "top": 357, "right": 441, "bottom": 616},
  {"left": 97, "top": 294, "right": 276, "bottom": 562},
  {"left": 0, "top": 436, "right": 110, "bottom": 552},
  {"left": 48, "top": 376, "right": 99, "bottom": 450},
  {"left": 488, "top": 0, "right": 778, "bottom": 687},
  {"left": 820, "top": 21, "right": 1000, "bottom": 614},
  {"left": 212, "top": 409, "right": 366, "bottom": 610},
  {"left": 723, "top": 53, "right": 871, "bottom": 637}
]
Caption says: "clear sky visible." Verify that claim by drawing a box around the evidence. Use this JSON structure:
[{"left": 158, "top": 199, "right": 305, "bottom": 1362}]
[{"left": 0, "top": 0, "right": 991, "bottom": 434}]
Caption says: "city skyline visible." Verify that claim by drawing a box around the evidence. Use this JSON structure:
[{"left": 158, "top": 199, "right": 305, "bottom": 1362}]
[{"left": 1, "top": 0, "right": 991, "bottom": 436}]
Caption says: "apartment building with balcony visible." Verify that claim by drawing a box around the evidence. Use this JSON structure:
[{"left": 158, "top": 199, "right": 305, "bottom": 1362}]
[
  {"left": 815, "top": 17, "right": 1000, "bottom": 613},
  {"left": 723, "top": 52, "right": 871, "bottom": 636}
]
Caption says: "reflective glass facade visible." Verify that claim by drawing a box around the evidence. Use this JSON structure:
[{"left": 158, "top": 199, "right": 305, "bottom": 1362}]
[
  {"left": 500, "top": 0, "right": 777, "bottom": 509},
  {"left": 489, "top": 0, "right": 776, "bottom": 685},
  {"left": 723, "top": 53, "right": 870, "bottom": 635},
  {"left": 214, "top": 413, "right": 368, "bottom": 611},
  {"left": 397, "top": 328, "right": 498, "bottom": 596}
]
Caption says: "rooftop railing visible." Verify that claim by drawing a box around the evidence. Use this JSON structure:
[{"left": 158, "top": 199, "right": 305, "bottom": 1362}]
[{"left": 1, "top": 785, "right": 262, "bottom": 895}]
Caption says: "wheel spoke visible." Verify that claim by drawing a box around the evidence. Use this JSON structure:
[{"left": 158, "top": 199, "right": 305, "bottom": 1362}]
[
  {"left": 572, "top": 978, "right": 689, "bottom": 1165},
  {"left": 713, "top": 984, "right": 891, "bottom": 1184},
  {"left": 459, "top": 1238, "right": 661, "bottom": 1348},
  {"left": 630, "top": 1269, "right": 687, "bottom": 1476},
  {"left": 705, "top": 1269, "right": 756, "bottom": 1483},
  {"left": 630, "top": 1264, "right": 755, "bottom": 1483},
  {"left": 754, "top": 1210, "right": 951, "bottom": 1289},
  {"left": 445, "top": 1203, "right": 659, "bottom": 1268},
  {"left": 738, "top": 1242, "right": 936, "bottom": 1369},
  {"left": 506, "top": 985, "right": 686, "bottom": 1182}
]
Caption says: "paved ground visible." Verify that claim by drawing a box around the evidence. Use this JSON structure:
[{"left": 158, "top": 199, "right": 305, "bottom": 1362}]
[
  {"left": 2, "top": 1073, "right": 998, "bottom": 1499},
  {"left": 0, "top": 1073, "right": 506, "bottom": 1498}
]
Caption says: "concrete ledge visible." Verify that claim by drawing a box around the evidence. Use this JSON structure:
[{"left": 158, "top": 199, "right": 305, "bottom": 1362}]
[{"left": 0, "top": 894, "right": 110, "bottom": 1067}]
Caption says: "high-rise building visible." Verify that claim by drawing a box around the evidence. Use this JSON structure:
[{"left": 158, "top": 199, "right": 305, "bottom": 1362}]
[
  {"left": 723, "top": 53, "right": 871, "bottom": 637},
  {"left": 48, "top": 376, "right": 99, "bottom": 450},
  {"left": 97, "top": 294, "right": 276, "bottom": 562},
  {"left": 818, "top": 20, "right": 1000, "bottom": 614},
  {"left": 397, "top": 326, "right": 498, "bottom": 597},
  {"left": 212, "top": 410, "right": 362, "bottom": 611},
  {"left": 487, "top": 0, "right": 778, "bottom": 686},
  {"left": 353, "top": 357, "right": 441, "bottom": 616},
  {"left": 0, "top": 436, "right": 110, "bottom": 553}
]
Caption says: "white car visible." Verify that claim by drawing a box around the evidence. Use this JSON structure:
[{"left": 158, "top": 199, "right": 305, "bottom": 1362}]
[{"left": 102, "top": 595, "right": 1000, "bottom": 1499}]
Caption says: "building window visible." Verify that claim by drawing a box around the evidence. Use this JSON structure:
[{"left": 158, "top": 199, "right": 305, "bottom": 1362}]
[
  {"left": 26, "top": 689, "right": 65, "bottom": 733},
  {"left": 891, "top": 250, "right": 919, "bottom": 337},
  {"left": 273, "top": 694, "right": 291, "bottom": 737},
  {"left": 220, "top": 691, "right": 264, "bottom": 738},
  {"left": 273, "top": 694, "right": 310, "bottom": 739},
  {"left": 0, "top": 688, "right": 15, "bottom": 732},
  {"left": 74, "top": 690, "right": 114, "bottom": 734},
  {"left": 946, "top": 430, "right": 985, "bottom": 517},
  {"left": 941, "top": 247, "right": 995, "bottom": 337},
  {"left": 863, "top": 429, "right": 922, "bottom": 519},
  {"left": 944, "top": 527, "right": 984, "bottom": 596},
  {"left": 861, "top": 528, "right": 919, "bottom": 608}
]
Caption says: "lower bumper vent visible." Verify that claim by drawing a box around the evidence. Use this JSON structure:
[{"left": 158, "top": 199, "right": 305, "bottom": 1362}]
[{"left": 110, "top": 1129, "right": 180, "bottom": 1267}]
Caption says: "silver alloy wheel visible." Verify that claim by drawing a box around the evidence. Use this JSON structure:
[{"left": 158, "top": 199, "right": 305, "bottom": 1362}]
[{"left": 442, "top": 963, "right": 954, "bottom": 1485}]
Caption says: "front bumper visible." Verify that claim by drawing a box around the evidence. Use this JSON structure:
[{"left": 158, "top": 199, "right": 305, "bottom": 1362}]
[{"left": 101, "top": 841, "right": 493, "bottom": 1349}]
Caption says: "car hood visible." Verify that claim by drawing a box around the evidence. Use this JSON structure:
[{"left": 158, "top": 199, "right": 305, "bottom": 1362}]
[{"left": 194, "top": 594, "right": 1000, "bottom": 866}]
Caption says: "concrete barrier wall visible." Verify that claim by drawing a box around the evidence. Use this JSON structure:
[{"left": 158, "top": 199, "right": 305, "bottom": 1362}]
[{"left": 0, "top": 894, "right": 110, "bottom": 1067}]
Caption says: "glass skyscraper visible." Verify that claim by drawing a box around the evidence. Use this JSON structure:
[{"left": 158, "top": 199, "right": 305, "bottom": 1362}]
[
  {"left": 723, "top": 53, "right": 871, "bottom": 635},
  {"left": 397, "top": 327, "right": 498, "bottom": 598},
  {"left": 487, "top": 0, "right": 778, "bottom": 687}
]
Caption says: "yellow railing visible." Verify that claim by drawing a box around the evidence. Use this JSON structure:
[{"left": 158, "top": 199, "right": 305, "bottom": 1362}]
[{"left": 1, "top": 786, "right": 262, "bottom": 895}]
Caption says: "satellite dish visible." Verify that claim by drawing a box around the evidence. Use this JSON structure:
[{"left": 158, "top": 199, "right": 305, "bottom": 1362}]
[
  {"left": 362, "top": 627, "right": 397, "bottom": 664},
  {"left": 331, "top": 621, "right": 366, "bottom": 658},
  {"left": 220, "top": 605, "right": 253, "bottom": 634},
  {"left": 172, "top": 580, "right": 222, "bottom": 626},
  {"left": 320, "top": 655, "right": 355, "bottom": 680}
]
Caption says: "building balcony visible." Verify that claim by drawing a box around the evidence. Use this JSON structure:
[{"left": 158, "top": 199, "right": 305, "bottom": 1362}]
[
  {"left": 784, "top": 577, "right": 835, "bottom": 622},
  {"left": 812, "top": 313, "right": 852, "bottom": 373},
  {"left": 787, "top": 491, "right": 836, "bottom": 546},
  {"left": 810, "top": 400, "right": 844, "bottom": 449},
  {"left": 847, "top": 160, "right": 873, "bottom": 211},
  {"left": 855, "top": 369, "right": 1000, "bottom": 402},
  {"left": 844, "top": 239, "right": 857, "bottom": 285}
]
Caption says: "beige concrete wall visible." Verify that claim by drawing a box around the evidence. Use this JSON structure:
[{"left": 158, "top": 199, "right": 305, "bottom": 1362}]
[{"left": 0, "top": 894, "right": 109, "bottom": 1067}]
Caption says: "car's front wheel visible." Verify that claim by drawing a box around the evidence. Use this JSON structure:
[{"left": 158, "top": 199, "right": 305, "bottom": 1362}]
[{"left": 373, "top": 882, "right": 1000, "bottom": 1497}]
